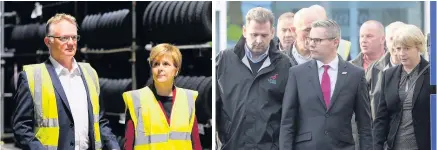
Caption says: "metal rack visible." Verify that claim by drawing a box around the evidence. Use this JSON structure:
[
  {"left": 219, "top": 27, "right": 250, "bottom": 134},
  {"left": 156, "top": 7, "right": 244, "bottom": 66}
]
[
  {"left": 1, "top": 1, "right": 6, "bottom": 141},
  {"left": 0, "top": 1, "right": 213, "bottom": 143}
]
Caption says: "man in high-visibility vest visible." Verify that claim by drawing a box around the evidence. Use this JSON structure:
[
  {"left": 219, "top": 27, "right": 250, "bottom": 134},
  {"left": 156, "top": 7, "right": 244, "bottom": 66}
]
[{"left": 12, "top": 13, "right": 120, "bottom": 150}]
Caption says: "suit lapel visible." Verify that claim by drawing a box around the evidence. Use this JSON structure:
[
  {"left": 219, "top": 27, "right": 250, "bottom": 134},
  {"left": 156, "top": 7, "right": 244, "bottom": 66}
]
[
  {"left": 307, "top": 60, "right": 327, "bottom": 110},
  {"left": 412, "top": 74, "right": 424, "bottom": 107},
  {"left": 45, "top": 61, "right": 72, "bottom": 117},
  {"left": 328, "top": 57, "right": 348, "bottom": 111},
  {"left": 412, "top": 59, "right": 429, "bottom": 107},
  {"left": 391, "top": 66, "right": 402, "bottom": 106},
  {"left": 78, "top": 65, "right": 96, "bottom": 146}
]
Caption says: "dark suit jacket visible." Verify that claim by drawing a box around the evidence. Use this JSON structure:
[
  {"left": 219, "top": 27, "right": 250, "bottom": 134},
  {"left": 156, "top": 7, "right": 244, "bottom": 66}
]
[
  {"left": 279, "top": 57, "right": 372, "bottom": 150},
  {"left": 373, "top": 57, "right": 432, "bottom": 150},
  {"left": 12, "top": 60, "right": 120, "bottom": 150}
]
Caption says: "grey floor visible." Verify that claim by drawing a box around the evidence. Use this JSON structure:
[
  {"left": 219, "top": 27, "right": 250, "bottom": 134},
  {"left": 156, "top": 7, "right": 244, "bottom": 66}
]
[{"left": 1, "top": 143, "right": 21, "bottom": 150}]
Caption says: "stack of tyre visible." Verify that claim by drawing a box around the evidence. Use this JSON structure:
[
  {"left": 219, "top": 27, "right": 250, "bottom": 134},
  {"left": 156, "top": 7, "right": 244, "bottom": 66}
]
[
  {"left": 8, "top": 23, "right": 47, "bottom": 52},
  {"left": 142, "top": 1, "right": 212, "bottom": 44},
  {"left": 80, "top": 9, "right": 132, "bottom": 49}
]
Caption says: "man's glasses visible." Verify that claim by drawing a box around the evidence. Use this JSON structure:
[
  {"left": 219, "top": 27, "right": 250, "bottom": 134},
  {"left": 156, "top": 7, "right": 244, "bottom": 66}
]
[
  {"left": 305, "top": 37, "right": 336, "bottom": 45},
  {"left": 47, "top": 35, "right": 80, "bottom": 42}
]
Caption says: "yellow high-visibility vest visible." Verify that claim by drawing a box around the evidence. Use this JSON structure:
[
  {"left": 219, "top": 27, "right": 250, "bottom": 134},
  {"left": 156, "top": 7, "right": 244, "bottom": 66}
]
[
  {"left": 23, "top": 63, "right": 102, "bottom": 150},
  {"left": 122, "top": 86, "right": 198, "bottom": 150},
  {"left": 338, "top": 39, "right": 351, "bottom": 60}
]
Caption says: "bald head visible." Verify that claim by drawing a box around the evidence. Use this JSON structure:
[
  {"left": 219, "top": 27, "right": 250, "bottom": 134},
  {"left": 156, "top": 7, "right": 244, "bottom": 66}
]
[
  {"left": 360, "top": 20, "right": 385, "bottom": 36},
  {"left": 359, "top": 20, "right": 385, "bottom": 56},
  {"left": 293, "top": 7, "right": 326, "bottom": 54},
  {"left": 309, "top": 4, "right": 328, "bottom": 19}
]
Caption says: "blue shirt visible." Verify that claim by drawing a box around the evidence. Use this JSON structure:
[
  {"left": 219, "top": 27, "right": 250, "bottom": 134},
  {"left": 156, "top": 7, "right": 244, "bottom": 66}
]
[{"left": 244, "top": 44, "right": 269, "bottom": 63}]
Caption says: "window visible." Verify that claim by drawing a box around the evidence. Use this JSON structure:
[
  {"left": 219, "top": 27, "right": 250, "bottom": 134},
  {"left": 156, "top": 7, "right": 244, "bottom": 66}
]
[{"left": 226, "top": 1, "right": 424, "bottom": 59}]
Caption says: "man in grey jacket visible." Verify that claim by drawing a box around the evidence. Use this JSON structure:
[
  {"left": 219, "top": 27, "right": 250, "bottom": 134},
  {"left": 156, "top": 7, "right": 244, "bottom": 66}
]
[
  {"left": 367, "top": 21, "right": 405, "bottom": 119},
  {"left": 216, "top": 7, "right": 292, "bottom": 150},
  {"left": 279, "top": 20, "right": 372, "bottom": 150},
  {"left": 350, "top": 20, "right": 385, "bottom": 150}
]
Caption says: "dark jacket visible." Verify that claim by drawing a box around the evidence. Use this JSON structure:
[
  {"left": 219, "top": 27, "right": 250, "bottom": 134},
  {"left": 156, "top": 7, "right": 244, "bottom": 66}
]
[
  {"left": 373, "top": 57, "right": 433, "bottom": 150},
  {"left": 12, "top": 60, "right": 120, "bottom": 150},
  {"left": 275, "top": 38, "right": 298, "bottom": 66},
  {"left": 279, "top": 57, "right": 372, "bottom": 150},
  {"left": 367, "top": 52, "right": 394, "bottom": 118},
  {"left": 351, "top": 52, "right": 365, "bottom": 68},
  {"left": 216, "top": 36, "right": 292, "bottom": 149}
]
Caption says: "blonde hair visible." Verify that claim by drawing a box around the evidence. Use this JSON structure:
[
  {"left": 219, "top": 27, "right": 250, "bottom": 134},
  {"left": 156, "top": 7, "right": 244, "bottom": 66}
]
[
  {"left": 46, "top": 13, "right": 78, "bottom": 35},
  {"left": 392, "top": 24, "right": 426, "bottom": 53},
  {"left": 148, "top": 43, "right": 182, "bottom": 72},
  {"left": 245, "top": 7, "right": 275, "bottom": 27}
]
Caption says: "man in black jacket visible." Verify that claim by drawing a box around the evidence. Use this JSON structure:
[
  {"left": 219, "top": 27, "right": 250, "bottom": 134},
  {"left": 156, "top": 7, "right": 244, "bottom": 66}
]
[
  {"left": 276, "top": 12, "right": 296, "bottom": 54},
  {"left": 216, "top": 7, "right": 292, "bottom": 150}
]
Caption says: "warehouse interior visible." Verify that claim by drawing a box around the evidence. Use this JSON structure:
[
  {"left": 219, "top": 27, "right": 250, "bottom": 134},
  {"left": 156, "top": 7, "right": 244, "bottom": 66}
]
[{"left": 0, "top": 1, "right": 212, "bottom": 149}]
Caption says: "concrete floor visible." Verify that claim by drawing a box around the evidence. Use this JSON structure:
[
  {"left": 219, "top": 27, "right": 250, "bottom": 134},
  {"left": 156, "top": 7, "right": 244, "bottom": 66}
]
[{"left": 0, "top": 143, "right": 21, "bottom": 150}]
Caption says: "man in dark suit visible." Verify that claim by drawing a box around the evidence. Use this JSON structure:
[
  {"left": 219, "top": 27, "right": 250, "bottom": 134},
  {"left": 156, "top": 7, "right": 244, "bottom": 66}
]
[
  {"left": 279, "top": 20, "right": 372, "bottom": 150},
  {"left": 12, "top": 13, "right": 120, "bottom": 150}
]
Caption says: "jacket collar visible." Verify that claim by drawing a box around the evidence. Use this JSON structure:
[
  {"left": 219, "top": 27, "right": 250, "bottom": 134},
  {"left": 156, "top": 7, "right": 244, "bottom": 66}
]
[
  {"left": 233, "top": 36, "right": 281, "bottom": 64},
  {"left": 374, "top": 51, "right": 392, "bottom": 71}
]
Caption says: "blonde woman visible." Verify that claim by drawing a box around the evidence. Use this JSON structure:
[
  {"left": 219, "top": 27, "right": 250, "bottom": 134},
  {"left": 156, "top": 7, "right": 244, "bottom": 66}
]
[
  {"left": 373, "top": 24, "right": 433, "bottom": 150},
  {"left": 122, "top": 44, "right": 202, "bottom": 150}
]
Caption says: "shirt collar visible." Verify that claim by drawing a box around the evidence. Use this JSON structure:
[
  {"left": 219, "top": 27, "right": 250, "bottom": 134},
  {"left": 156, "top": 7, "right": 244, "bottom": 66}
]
[
  {"left": 279, "top": 43, "right": 292, "bottom": 51},
  {"left": 316, "top": 55, "right": 339, "bottom": 70},
  {"left": 49, "top": 56, "right": 80, "bottom": 76},
  {"left": 244, "top": 43, "right": 269, "bottom": 63},
  {"left": 292, "top": 44, "right": 311, "bottom": 61}
]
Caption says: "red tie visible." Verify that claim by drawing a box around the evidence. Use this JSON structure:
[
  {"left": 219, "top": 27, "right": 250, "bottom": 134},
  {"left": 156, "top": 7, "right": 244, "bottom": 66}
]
[{"left": 321, "top": 65, "right": 331, "bottom": 108}]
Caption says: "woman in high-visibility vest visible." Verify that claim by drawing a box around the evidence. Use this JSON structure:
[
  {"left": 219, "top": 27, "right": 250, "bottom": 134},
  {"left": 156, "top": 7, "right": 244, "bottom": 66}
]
[{"left": 122, "top": 43, "right": 202, "bottom": 150}]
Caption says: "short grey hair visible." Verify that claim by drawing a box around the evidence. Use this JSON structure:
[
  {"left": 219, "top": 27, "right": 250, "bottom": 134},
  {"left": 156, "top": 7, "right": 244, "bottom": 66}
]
[
  {"left": 311, "top": 19, "right": 341, "bottom": 39},
  {"left": 385, "top": 21, "right": 406, "bottom": 37},
  {"left": 245, "top": 7, "right": 275, "bottom": 27}
]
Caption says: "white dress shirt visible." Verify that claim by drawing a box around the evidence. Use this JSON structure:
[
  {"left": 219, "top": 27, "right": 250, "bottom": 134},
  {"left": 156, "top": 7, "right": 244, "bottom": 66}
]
[
  {"left": 316, "top": 55, "right": 339, "bottom": 98},
  {"left": 49, "top": 56, "right": 89, "bottom": 150},
  {"left": 292, "top": 44, "right": 312, "bottom": 64}
]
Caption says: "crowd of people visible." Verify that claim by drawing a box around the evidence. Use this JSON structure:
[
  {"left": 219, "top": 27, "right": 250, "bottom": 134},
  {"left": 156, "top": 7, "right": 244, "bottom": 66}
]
[{"left": 216, "top": 5, "right": 434, "bottom": 150}]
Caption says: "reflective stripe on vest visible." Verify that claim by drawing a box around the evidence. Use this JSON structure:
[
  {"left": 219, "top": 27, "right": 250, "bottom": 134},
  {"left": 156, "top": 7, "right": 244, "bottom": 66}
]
[
  {"left": 78, "top": 63, "right": 102, "bottom": 150},
  {"left": 23, "top": 63, "right": 102, "bottom": 150},
  {"left": 123, "top": 86, "right": 198, "bottom": 149}
]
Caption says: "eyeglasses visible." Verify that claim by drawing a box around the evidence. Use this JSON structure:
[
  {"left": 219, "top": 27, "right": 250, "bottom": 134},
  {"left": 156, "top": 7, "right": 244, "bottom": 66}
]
[
  {"left": 305, "top": 37, "right": 336, "bottom": 45},
  {"left": 47, "top": 35, "right": 80, "bottom": 42}
]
